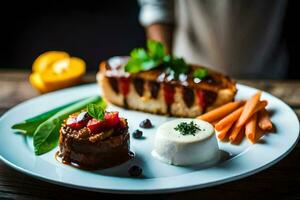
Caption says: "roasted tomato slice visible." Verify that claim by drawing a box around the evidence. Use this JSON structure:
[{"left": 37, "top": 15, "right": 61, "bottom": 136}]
[
  {"left": 104, "top": 112, "right": 120, "bottom": 127},
  {"left": 85, "top": 112, "right": 120, "bottom": 134},
  {"left": 66, "top": 111, "right": 91, "bottom": 130},
  {"left": 196, "top": 90, "right": 206, "bottom": 111},
  {"left": 87, "top": 118, "right": 106, "bottom": 133}
]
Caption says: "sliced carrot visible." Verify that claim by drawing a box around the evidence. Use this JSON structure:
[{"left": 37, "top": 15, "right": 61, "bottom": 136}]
[
  {"left": 217, "top": 123, "right": 233, "bottom": 140},
  {"left": 215, "top": 106, "right": 244, "bottom": 131},
  {"left": 197, "top": 101, "right": 244, "bottom": 123},
  {"left": 258, "top": 108, "right": 273, "bottom": 131},
  {"left": 245, "top": 113, "right": 258, "bottom": 143},
  {"left": 211, "top": 120, "right": 219, "bottom": 126},
  {"left": 231, "top": 127, "right": 245, "bottom": 145},
  {"left": 254, "top": 127, "right": 265, "bottom": 142},
  {"left": 253, "top": 100, "right": 268, "bottom": 113},
  {"left": 229, "top": 122, "right": 243, "bottom": 143},
  {"left": 235, "top": 91, "right": 261, "bottom": 128}
]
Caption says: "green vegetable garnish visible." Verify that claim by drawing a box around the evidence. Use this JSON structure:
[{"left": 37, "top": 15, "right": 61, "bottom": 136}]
[
  {"left": 193, "top": 68, "right": 208, "bottom": 79},
  {"left": 87, "top": 103, "right": 105, "bottom": 120},
  {"left": 31, "top": 96, "right": 105, "bottom": 155},
  {"left": 125, "top": 40, "right": 189, "bottom": 78},
  {"left": 174, "top": 121, "right": 202, "bottom": 136}
]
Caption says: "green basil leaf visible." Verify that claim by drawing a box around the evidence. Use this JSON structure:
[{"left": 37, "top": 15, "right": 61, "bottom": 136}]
[
  {"left": 87, "top": 103, "right": 105, "bottom": 120},
  {"left": 147, "top": 40, "right": 166, "bottom": 60},
  {"left": 125, "top": 59, "right": 143, "bottom": 73},
  {"left": 130, "top": 48, "right": 148, "bottom": 60},
  {"left": 170, "top": 58, "right": 189, "bottom": 74},
  {"left": 193, "top": 68, "right": 208, "bottom": 79}
]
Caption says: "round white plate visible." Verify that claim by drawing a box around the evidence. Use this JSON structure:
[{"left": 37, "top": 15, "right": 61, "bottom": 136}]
[{"left": 0, "top": 83, "right": 299, "bottom": 194}]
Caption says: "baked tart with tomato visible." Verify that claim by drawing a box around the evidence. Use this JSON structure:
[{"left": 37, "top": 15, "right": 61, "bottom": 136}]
[{"left": 97, "top": 40, "right": 237, "bottom": 118}]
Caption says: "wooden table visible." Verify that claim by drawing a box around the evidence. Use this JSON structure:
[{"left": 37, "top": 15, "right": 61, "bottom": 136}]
[{"left": 0, "top": 70, "right": 299, "bottom": 200}]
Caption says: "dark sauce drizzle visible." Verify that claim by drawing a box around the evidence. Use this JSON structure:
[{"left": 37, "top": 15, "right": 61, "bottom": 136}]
[
  {"left": 55, "top": 151, "right": 134, "bottom": 170},
  {"left": 149, "top": 81, "right": 160, "bottom": 99},
  {"left": 182, "top": 87, "right": 195, "bottom": 108},
  {"left": 108, "top": 77, "right": 119, "bottom": 94},
  {"left": 133, "top": 78, "right": 144, "bottom": 96}
]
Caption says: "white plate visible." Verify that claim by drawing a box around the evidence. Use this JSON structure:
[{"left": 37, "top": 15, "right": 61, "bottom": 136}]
[{"left": 0, "top": 83, "right": 299, "bottom": 194}]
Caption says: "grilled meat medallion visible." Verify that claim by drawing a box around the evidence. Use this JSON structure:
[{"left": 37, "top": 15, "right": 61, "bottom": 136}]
[
  {"left": 58, "top": 111, "right": 131, "bottom": 169},
  {"left": 97, "top": 56, "right": 237, "bottom": 118}
]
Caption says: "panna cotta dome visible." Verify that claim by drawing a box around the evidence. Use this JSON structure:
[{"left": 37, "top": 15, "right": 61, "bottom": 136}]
[{"left": 152, "top": 119, "right": 220, "bottom": 166}]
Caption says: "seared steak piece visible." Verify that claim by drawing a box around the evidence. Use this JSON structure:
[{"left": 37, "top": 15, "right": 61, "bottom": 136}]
[
  {"left": 97, "top": 57, "right": 237, "bottom": 117},
  {"left": 58, "top": 112, "right": 131, "bottom": 169}
]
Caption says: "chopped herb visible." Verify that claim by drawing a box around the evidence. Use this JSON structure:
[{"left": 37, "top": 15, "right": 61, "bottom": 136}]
[
  {"left": 193, "top": 68, "right": 208, "bottom": 79},
  {"left": 87, "top": 103, "right": 105, "bottom": 120},
  {"left": 174, "top": 121, "right": 202, "bottom": 136}
]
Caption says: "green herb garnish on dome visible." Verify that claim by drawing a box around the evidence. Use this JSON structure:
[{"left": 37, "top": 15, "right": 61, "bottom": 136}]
[{"left": 174, "top": 121, "right": 203, "bottom": 136}]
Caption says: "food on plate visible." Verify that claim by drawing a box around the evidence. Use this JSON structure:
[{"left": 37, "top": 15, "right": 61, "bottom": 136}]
[
  {"left": 197, "top": 101, "right": 244, "bottom": 123},
  {"left": 58, "top": 104, "right": 131, "bottom": 169},
  {"left": 11, "top": 96, "right": 105, "bottom": 155},
  {"left": 245, "top": 113, "right": 258, "bottom": 143},
  {"left": 132, "top": 129, "right": 143, "bottom": 139},
  {"left": 139, "top": 119, "right": 153, "bottom": 128},
  {"left": 128, "top": 165, "right": 143, "bottom": 177},
  {"left": 258, "top": 109, "right": 273, "bottom": 131},
  {"left": 97, "top": 40, "right": 236, "bottom": 117},
  {"left": 30, "top": 51, "right": 86, "bottom": 93},
  {"left": 152, "top": 119, "right": 219, "bottom": 166},
  {"left": 235, "top": 91, "right": 262, "bottom": 128},
  {"left": 198, "top": 91, "right": 273, "bottom": 144}
]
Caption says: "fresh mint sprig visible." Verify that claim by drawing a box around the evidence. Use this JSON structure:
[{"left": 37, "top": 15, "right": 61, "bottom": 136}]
[
  {"left": 193, "top": 68, "right": 208, "bottom": 79},
  {"left": 87, "top": 103, "right": 105, "bottom": 120}
]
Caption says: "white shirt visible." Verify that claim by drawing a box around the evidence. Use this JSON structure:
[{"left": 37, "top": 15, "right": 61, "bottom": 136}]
[{"left": 139, "top": 0, "right": 288, "bottom": 78}]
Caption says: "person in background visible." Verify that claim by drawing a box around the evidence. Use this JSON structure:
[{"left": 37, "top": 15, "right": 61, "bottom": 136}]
[{"left": 138, "top": 0, "right": 288, "bottom": 78}]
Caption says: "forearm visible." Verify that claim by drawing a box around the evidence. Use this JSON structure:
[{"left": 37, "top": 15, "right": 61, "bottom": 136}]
[
  {"left": 146, "top": 23, "right": 174, "bottom": 54},
  {"left": 138, "top": 0, "right": 174, "bottom": 53}
]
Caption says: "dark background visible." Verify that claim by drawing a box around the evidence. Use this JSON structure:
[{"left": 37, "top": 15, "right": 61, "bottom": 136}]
[{"left": 0, "top": 0, "right": 298, "bottom": 78}]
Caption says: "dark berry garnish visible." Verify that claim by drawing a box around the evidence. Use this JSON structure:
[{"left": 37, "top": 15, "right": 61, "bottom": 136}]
[
  {"left": 128, "top": 165, "right": 142, "bottom": 177},
  {"left": 132, "top": 129, "right": 143, "bottom": 139},
  {"left": 139, "top": 119, "right": 153, "bottom": 128}
]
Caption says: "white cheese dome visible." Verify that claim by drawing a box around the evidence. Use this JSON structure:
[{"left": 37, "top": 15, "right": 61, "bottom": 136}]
[{"left": 152, "top": 119, "right": 219, "bottom": 166}]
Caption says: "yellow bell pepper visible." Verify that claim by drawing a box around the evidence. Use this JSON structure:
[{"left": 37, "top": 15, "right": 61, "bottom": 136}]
[
  {"left": 32, "top": 51, "right": 69, "bottom": 73},
  {"left": 29, "top": 51, "right": 86, "bottom": 93}
]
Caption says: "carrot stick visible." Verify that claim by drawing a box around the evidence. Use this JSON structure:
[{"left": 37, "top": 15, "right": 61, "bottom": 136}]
[
  {"left": 254, "top": 127, "right": 265, "bottom": 142},
  {"left": 231, "top": 127, "right": 245, "bottom": 145},
  {"left": 235, "top": 91, "right": 262, "bottom": 128},
  {"left": 215, "top": 106, "right": 244, "bottom": 131},
  {"left": 197, "top": 101, "right": 244, "bottom": 122},
  {"left": 217, "top": 123, "right": 233, "bottom": 140},
  {"left": 211, "top": 120, "right": 219, "bottom": 126},
  {"left": 245, "top": 113, "right": 257, "bottom": 143},
  {"left": 253, "top": 100, "right": 268, "bottom": 113},
  {"left": 258, "top": 108, "right": 273, "bottom": 131},
  {"left": 229, "top": 122, "right": 243, "bottom": 143}
]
